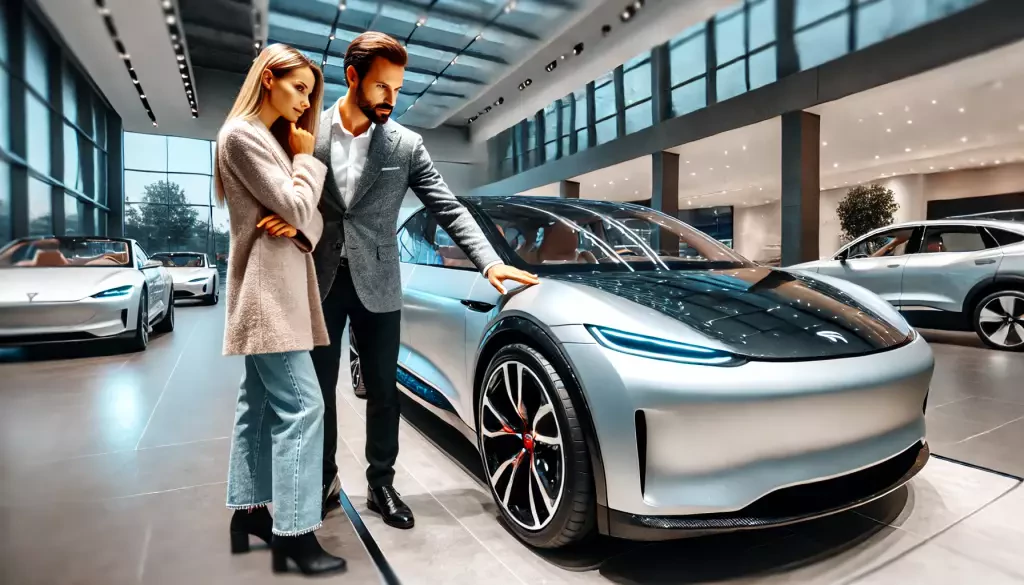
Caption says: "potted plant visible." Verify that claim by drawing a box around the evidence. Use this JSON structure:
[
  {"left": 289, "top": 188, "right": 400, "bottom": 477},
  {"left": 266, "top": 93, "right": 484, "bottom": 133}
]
[{"left": 836, "top": 184, "right": 900, "bottom": 242}]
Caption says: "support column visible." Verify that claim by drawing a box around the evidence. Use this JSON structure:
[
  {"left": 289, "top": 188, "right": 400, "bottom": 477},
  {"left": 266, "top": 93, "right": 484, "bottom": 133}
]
[
  {"left": 780, "top": 111, "right": 820, "bottom": 266},
  {"left": 651, "top": 151, "right": 680, "bottom": 255},
  {"left": 559, "top": 180, "right": 580, "bottom": 199}
]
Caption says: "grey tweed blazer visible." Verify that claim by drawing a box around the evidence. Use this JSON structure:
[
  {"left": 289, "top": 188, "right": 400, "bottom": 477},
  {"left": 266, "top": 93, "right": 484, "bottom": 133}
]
[{"left": 312, "top": 107, "right": 501, "bottom": 313}]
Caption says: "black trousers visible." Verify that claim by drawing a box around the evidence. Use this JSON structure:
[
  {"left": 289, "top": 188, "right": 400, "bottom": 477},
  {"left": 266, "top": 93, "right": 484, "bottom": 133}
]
[{"left": 311, "top": 262, "right": 402, "bottom": 489}]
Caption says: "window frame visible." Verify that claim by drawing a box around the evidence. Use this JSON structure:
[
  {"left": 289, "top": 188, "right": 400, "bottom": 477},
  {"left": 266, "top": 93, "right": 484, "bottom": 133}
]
[
  {"left": 916, "top": 224, "right": 989, "bottom": 255},
  {"left": 838, "top": 226, "right": 921, "bottom": 260}
]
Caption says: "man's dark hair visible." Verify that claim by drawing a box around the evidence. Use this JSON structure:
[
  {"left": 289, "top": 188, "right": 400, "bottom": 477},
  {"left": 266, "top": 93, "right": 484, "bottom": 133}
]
[{"left": 344, "top": 32, "right": 408, "bottom": 82}]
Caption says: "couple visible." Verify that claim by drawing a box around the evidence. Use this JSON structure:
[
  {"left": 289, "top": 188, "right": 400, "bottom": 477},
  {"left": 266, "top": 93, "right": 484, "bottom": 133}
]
[{"left": 214, "top": 33, "right": 539, "bottom": 576}]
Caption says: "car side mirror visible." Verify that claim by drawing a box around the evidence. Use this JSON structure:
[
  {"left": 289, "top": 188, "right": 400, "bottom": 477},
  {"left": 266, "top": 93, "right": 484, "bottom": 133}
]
[{"left": 142, "top": 259, "right": 162, "bottom": 269}]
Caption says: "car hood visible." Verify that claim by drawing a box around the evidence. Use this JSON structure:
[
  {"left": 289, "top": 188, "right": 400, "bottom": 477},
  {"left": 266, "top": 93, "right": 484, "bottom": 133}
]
[
  {"left": 167, "top": 267, "right": 213, "bottom": 283},
  {"left": 548, "top": 267, "right": 910, "bottom": 360},
  {"left": 0, "top": 267, "right": 136, "bottom": 303}
]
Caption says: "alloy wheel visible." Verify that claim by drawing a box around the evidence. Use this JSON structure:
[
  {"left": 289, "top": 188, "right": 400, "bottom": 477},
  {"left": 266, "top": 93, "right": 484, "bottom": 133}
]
[
  {"left": 480, "top": 360, "right": 565, "bottom": 532},
  {"left": 140, "top": 299, "right": 149, "bottom": 346},
  {"left": 977, "top": 294, "right": 1024, "bottom": 349},
  {"left": 349, "top": 331, "right": 361, "bottom": 389}
]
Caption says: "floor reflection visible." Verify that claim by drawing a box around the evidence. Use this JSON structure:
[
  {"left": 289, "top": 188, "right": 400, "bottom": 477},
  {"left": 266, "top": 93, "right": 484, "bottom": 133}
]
[{"left": 397, "top": 390, "right": 917, "bottom": 583}]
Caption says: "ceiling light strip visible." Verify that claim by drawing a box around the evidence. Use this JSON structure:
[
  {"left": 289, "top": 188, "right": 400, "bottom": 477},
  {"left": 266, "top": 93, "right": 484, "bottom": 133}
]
[
  {"left": 406, "top": 0, "right": 440, "bottom": 46},
  {"left": 321, "top": 1, "right": 348, "bottom": 69},
  {"left": 94, "top": 0, "right": 158, "bottom": 127},
  {"left": 160, "top": 0, "right": 199, "bottom": 118},
  {"left": 399, "top": 0, "right": 517, "bottom": 120}
]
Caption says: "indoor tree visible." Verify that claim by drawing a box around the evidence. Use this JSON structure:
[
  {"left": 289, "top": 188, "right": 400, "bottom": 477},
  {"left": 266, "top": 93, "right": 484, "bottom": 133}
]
[{"left": 836, "top": 183, "right": 900, "bottom": 242}]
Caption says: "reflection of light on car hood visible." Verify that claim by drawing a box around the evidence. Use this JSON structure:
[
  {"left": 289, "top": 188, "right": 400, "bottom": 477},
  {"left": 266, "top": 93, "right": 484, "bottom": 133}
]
[{"left": 0, "top": 267, "right": 134, "bottom": 303}]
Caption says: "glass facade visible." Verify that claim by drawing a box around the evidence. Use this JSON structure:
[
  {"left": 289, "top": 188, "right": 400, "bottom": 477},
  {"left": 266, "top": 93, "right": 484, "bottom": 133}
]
[
  {"left": 488, "top": 0, "right": 982, "bottom": 182},
  {"left": 0, "top": 1, "right": 116, "bottom": 244},
  {"left": 123, "top": 134, "right": 228, "bottom": 274}
]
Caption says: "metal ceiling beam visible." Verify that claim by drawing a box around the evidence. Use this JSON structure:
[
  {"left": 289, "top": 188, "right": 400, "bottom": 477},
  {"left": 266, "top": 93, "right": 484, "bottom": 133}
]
[
  {"left": 278, "top": 39, "right": 488, "bottom": 86},
  {"left": 380, "top": 0, "right": 539, "bottom": 41}
]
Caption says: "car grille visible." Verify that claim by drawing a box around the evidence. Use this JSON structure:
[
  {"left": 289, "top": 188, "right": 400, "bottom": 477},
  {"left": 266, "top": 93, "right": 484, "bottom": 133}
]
[{"left": 0, "top": 303, "right": 97, "bottom": 328}]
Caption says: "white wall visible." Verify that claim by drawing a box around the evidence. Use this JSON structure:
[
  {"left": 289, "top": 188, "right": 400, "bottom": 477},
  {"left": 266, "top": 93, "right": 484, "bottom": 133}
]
[{"left": 734, "top": 200, "right": 781, "bottom": 262}]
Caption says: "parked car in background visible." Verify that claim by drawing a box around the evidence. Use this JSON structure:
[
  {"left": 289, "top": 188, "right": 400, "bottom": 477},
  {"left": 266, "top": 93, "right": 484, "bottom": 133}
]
[
  {"left": 0, "top": 236, "right": 175, "bottom": 351},
  {"left": 150, "top": 251, "right": 220, "bottom": 305},
  {"left": 793, "top": 219, "right": 1024, "bottom": 351}
]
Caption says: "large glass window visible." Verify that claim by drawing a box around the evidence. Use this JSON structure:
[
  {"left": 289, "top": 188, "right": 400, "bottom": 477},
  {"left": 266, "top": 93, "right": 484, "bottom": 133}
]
[
  {"left": 572, "top": 88, "right": 588, "bottom": 152},
  {"left": 1, "top": 4, "right": 113, "bottom": 240},
  {"left": 28, "top": 178, "right": 52, "bottom": 236},
  {"left": 124, "top": 133, "right": 224, "bottom": 267}
]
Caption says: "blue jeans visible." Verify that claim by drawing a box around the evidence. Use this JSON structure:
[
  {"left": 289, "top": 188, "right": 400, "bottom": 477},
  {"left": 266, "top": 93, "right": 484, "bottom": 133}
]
[{"left": 226, "top": 351, "right": 325, "bottom": 536}]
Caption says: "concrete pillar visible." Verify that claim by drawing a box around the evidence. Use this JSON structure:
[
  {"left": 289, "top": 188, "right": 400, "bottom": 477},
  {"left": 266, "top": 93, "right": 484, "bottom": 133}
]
[
  {"left": 560, "top": 180, "right": 580, "bottom": 199},
  {"left": 652, "top": 151, "right": 680, "bottom": 254},
  {"left": 780, "top": 111, "right": 820, "bottom": 266}
]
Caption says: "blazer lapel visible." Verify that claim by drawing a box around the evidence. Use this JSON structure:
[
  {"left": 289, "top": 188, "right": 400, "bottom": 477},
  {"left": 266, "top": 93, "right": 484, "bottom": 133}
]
[
  {"left": 316, "top": 107, "right": 345, "bottom": 212},
  {"left": 349, "top": 122, "right": 400, "bottom": 209}
]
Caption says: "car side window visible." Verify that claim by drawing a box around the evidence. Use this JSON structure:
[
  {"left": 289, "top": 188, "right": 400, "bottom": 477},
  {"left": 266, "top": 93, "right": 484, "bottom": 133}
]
[
  {"left": 397, "top": 210, "right": 443, "bottom": 267},
  {"left": 918, "top": 225, "right": 986, "bottom": 254},
  {"left": 985, "top": 227, "right": 1024, "bottom": 248},
  {"left": 844, "top": 228, "right": 916, "bottom": 259},
  {"left": 134, "top": 244, "right": 148, "bottom": 268}
]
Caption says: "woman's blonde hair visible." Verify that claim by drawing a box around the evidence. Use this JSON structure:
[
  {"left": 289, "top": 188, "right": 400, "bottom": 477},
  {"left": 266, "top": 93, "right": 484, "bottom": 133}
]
[{"left": 214, "top": 43, "right": 324, "bottom": 206}]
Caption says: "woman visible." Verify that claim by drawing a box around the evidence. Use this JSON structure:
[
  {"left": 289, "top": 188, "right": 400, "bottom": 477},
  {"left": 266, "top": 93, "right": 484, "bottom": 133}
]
[{"left": 213, "top": 43, "right": 344, "bottom": 576}]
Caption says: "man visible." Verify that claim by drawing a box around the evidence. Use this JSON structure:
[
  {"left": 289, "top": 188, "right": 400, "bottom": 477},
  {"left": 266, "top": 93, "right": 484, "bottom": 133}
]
[{"left": 260, "top": 32, "right": 538, "bottom": 529}]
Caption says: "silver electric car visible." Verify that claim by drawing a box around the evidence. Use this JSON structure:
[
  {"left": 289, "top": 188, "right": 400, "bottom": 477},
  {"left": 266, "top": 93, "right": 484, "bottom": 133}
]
[
  {"left": 351, "top": 196, "right": 933, "bottom": 549},
  {"left": 794, "top": 219, "right": 1024, "bottom": 351}
]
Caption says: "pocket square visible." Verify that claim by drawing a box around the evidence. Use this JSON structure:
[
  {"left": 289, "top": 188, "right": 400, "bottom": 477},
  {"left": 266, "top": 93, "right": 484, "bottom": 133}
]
[{"left": 381, "top": 166, "right": 400, "bottom": 171}]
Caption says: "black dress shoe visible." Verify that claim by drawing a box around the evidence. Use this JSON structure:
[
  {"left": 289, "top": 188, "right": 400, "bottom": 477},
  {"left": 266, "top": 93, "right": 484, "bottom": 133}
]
[
  {"left": 322, "top": 475, "right": 341, "bottom": 518},
  {"left": 367, "top": 485, "right": 414, "bottom": 529},
  {"left": 229, "top": 507, "right": 273, "bottom": 554},
  {"left": 271, "top": 532, "right": 347, "bottom": 575}
]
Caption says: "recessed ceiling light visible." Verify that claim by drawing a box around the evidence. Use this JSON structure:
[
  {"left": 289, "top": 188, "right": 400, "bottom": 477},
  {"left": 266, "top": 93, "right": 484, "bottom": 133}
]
[
  {"left": 691, "top": 172, "right": 696, "bottom": 176},
  {"left": 742, "top": 145, "right": 747, "bottom": 150},
  {"left": 961, "top": 136, "right": 968, "bottom": 142},
  {"left": 858, "top": 119, "right": 864, "bottom": 123},
  {"left": 904, "top": 106, "right": 910, "bottom": 112},
  {"left": 959, "top": 107, "right": 966, "bottom": 113},
  {"left": 875, "top": 155, "right": 880, "bottom": 159},
  {"left": 905, "top": 147, "right": 912, "bottom": 152},
  {"left": 833, "top": 163, "right": 839, "bottom": 168},
  {"left": 907, "top": 120, "right": 913, "bottom": 124},
  {"left": 931, "top": 99, "right": 938, "bottom": 104},
  {"left": 822, "top": 141, "right": 828, "bottom": 146},
  {"left": 886, "top": 128, "right": 892, "bottom": 133},
  {"left": 996, "top": 160, "right": 1002, "bottom": 164}
]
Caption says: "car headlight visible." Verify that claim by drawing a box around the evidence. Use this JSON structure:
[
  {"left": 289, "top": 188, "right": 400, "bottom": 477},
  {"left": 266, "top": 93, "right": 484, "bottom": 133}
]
[
  {"left": 93, "top": 285, "right": 133, "bottom": 298},
  {"left": 586, "top": 325, "right": 744, "bottom": 366},
  {"left": 188, "top": 277, "right": 208, "bottom": 283}
]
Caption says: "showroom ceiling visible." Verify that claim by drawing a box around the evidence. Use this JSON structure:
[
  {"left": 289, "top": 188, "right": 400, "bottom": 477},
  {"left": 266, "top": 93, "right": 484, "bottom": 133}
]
[
  {"left": 549, "top": 38, "right": 1024, "bottom": 209},
  {"left": 263, "top": 0, "right": 592, "bottom": 129}
]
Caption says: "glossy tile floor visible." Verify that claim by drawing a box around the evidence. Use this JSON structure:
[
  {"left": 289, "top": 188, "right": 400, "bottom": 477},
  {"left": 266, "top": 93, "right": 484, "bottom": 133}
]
[
  {"left": 0, "top": 302, "right": 378, "bottom": 585},
  {"left": 920, "top": 329, "right": 1024, "bottom": 479},
  {"left": 2, "top": 303, "right": 1023, "bottom": 585}
]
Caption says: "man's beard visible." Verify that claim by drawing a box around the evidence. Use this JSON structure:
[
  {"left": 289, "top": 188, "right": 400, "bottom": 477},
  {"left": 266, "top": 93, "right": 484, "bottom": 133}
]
[{"left": 356, "top": 82, "right": 393, "bottom": 125}]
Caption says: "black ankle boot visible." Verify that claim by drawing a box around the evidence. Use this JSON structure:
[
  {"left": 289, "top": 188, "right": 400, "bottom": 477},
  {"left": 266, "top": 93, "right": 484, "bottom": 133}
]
[
  {"left": 271, "top": 532, "right": 347, "bottom": 575},
  {"left": 229, "top": 507, "right": 273, "bottom": 554}
]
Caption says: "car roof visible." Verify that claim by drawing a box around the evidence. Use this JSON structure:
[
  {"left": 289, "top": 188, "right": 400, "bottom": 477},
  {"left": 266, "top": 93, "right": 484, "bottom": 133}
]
[{"left": 881, "top": 218, "right": 1024, "bottom": 231}]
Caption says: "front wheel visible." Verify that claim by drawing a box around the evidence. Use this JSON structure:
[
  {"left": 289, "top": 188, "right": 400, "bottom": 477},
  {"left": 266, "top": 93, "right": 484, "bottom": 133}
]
[
  {"left": 973, "top": 290, "right": 1024, "bottom": 351},
  {"left": 349, "top": 328, "right": 366, "bottom": 398},
  {"left": 125, "top": 292, "right": 149, "bottom": 352},
  {"left": 476, "top": 343, "right": 595, "bottom": 549}
]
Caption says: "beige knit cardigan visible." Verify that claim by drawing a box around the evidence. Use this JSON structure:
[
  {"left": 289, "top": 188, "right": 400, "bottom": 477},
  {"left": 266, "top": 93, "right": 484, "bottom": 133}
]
[{"left": 215, "top": 117, "right": 330, "bottom": 356}]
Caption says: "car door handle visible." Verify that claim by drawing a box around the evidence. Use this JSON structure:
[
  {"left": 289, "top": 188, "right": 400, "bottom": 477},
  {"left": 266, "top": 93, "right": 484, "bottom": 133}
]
[
  {"left": 887, "top": 264, "right": 901, "bottom": 268},
  {"left": 460, "top": 299, "right": 495, "bottom": 312},
  {"left": 975, "top": 258, "right": 996, "bottom": 265}
]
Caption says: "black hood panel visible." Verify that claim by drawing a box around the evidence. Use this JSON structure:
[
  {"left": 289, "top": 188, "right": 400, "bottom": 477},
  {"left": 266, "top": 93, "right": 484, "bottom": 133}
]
[{"left": 551, "top": 268, "right": 909, "bottom": 360}]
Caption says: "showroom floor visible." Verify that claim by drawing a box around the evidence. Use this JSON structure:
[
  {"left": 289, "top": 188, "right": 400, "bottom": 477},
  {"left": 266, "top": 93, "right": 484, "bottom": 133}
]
[{"left": 1, "top": 305, "right": 1023, "bottom": 584}]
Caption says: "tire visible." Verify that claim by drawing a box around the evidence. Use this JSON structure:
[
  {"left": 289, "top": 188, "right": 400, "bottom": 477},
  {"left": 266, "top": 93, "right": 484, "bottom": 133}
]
[
  {"left": 349, "top": 328, "right": 366, "bottom": 398},
  {"left": 476, "top": 343, "right": 594, "bottom": 549},
  {"left": 972, "top": 290, "right": 1024, "bottom": 351},
  {"left": 203, "top": 277, "right": 219, "bottom": 305},
  {"left": 126, "top": 291, "right": 149, "bottom": 352},
  {"left": 153, "top": 293, "right": 175, "bottom": 334}
]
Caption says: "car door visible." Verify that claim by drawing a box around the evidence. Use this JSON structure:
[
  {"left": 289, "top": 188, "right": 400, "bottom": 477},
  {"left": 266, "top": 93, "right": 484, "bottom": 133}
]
[
  {"left": 815, "top": 226, "right": 920, "bottom": 305},
  {"left": 900, "top": 224, "right": 1003, "bottom": 312},
  {"left": 396, "top": 209, "right": 481, "bottom": 422},
  {"left": 134, "top": 244, "right": 165, "bottom": 321}
]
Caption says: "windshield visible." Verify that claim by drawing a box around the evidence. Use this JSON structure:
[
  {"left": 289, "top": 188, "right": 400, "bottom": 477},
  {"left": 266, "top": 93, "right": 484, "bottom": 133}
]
[
  {"left": 151, "top": 253, "right": 205, "bottom": 268},
  {"left": 471, "top": 197, "right": 753, "bottom": 272},
  {"left": 0, "top": 237, "right": 132, "bottom": 268}
]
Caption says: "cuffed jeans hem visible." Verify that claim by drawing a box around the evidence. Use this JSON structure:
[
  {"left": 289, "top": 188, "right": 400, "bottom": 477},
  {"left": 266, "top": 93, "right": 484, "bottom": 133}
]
[
  {"left": 272, "top": 520, "right": 323, "bottom": 537},
  {"left": 226, "top": 500, "right": 271, "bottom": 510}
]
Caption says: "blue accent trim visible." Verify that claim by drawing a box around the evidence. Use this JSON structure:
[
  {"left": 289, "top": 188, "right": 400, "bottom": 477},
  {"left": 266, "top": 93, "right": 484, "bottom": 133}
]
[
  {"left": 587, "top": 325, "right": 742, "bottom": 366},
  {"left": 92, "top": 285, "right": 133, "bottom": 298},
  {"left": 396, "top": 366, "right": 457, "bottom": 413}
]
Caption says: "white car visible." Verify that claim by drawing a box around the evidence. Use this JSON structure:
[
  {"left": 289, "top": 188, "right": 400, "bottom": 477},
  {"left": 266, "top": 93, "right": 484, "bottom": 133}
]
[
  {"left": 150, "top": 252, "right": 220, "bottom": 305},
  {"left": 0, "top": 236, "right": 175, "bottom": 351},
  {"left": 793, "top": 219, "right": 1024, "bottom": 351}
]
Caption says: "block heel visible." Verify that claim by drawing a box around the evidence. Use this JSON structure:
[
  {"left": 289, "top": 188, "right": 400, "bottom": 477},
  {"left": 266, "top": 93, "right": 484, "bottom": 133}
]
[{"left": 230, "top": 530, "right": 251, "bottom": 554}]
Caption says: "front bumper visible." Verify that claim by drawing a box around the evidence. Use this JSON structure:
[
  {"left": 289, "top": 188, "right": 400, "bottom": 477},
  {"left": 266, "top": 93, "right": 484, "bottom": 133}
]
[
  {"left": 0, "top": 297, "right": 135, "bottom": 345},
  {"left": 172, "top": 279, "right": 212, "bottom": 298},
  {"left": 555, "top": 326, "right": 934, "bottom": 526}
]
